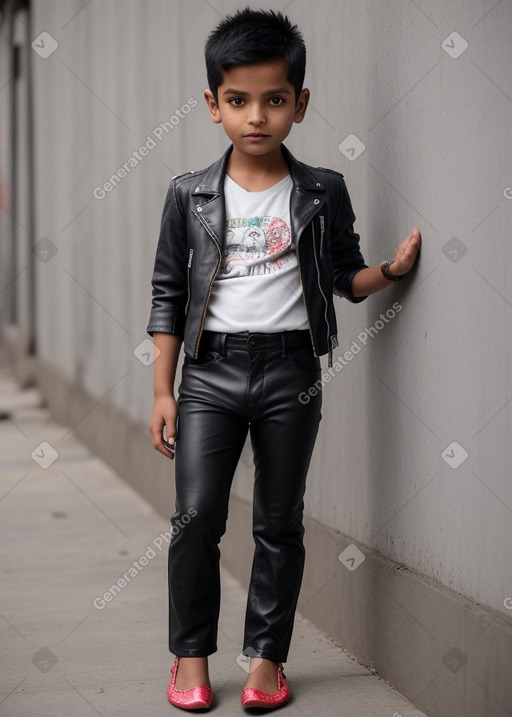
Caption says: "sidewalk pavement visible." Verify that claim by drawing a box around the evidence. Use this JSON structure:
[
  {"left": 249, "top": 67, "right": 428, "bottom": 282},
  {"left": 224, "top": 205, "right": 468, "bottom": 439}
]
[{"left": 0, "top": 369, "right": 428, "bottom": 717}]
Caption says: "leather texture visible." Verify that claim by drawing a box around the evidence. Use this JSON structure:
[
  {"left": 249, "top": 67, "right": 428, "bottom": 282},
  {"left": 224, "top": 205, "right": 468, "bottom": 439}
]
[
  {"left": 146, "top": 143, "right": 368, "bottom": 360},
  {"left": 168, "top": 330, "right": 322, "bottom": 662}
]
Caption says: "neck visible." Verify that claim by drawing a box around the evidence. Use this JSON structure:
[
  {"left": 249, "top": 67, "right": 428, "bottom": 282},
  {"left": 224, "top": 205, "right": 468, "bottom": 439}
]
[{"left": 226, "top": 145, "right": 289, "bottom": 190}]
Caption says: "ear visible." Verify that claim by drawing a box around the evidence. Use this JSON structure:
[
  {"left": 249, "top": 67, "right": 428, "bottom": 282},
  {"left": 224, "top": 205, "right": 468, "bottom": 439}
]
[
  {"left": 204, "top": 89, "right": 222, "bottom": 124},
  {"left": 293, "top": 88, "right": 310, "bottom": 124}
]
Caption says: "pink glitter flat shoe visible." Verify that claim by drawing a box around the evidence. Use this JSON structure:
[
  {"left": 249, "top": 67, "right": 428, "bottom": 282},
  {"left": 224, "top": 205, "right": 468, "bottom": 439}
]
[
  {"left": 240, "top": 662, "right": 290, "bottom": 709},
  {"left": 167, "top": 656, "right": 214, "bottom": 711}
]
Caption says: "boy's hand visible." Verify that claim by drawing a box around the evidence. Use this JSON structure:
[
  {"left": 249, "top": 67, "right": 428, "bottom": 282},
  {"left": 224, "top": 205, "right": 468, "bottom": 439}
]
[
  {"left": 390, "top": 227, "right": 422, "bottom": 276},
  {"left": 149, "top": 395, "right": 178, "bottom": 459}
]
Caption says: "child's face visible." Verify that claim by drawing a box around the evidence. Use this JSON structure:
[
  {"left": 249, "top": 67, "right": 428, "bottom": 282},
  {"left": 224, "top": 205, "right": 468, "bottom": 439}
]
[{"left": 204, "top": 58, "right": 309, "bottom": 159}]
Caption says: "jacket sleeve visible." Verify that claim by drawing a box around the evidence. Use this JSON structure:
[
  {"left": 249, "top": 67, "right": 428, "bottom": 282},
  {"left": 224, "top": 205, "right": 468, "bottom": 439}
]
[
  {"left": 330, "top": 177, "right": 369, "bottom": 303},
  {"left": 146, "top": 179, "right": 188, "bottom": 337}
]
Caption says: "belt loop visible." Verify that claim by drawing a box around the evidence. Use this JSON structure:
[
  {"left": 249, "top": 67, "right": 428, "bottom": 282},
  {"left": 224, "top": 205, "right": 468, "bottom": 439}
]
[
  {"left": 220, "top": 332, "right": 227, "bottom": 356},
  {"left": 280, "top": 330, "right": 288, "bottom": 357}
]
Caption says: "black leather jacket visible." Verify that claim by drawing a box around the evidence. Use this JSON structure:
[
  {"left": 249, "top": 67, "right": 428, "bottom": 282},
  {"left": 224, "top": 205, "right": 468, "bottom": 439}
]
[{"left": 146, "top": 144, "right": 368, "bottom": 364}]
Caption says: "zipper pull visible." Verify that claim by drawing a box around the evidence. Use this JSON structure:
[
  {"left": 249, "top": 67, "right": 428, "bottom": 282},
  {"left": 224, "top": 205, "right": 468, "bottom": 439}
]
[
  {"left": 328, "top": 335, "right": 338, "bottom": 367},
  {"left": 319, "top": 215, "right": 325, "bottom": 259}
]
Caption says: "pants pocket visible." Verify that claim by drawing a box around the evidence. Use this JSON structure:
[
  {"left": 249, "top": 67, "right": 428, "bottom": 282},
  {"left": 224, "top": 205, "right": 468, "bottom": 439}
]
[
  {"left": 183, "top": 350, "right": 222, "bottom": 368},
  {"left": 286, "top": 344, "right": 321, "bottom": 371}
]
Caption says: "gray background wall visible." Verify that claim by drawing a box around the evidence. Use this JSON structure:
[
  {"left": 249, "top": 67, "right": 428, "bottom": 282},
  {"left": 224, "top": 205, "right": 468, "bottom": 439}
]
[{"left": 1, "top": 1, "right": 512, "bottom": 716}]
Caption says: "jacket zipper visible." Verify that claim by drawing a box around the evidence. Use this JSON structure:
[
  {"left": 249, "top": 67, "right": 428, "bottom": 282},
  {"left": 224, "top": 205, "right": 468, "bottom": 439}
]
[
  {"left": 184, "top": 249, "right": 194, "bottom": 317},
  {"left": 311, "top": 222, "right": 332, "bottom": 366},
  {"left": 296, "top": 203, "right": 326, "bottom": 359},
  {"left": 194, "top": 212, "right": 221, "bottom": 358},
  {"left": 297, "top": 260, "right": 317, "bottom": 357}
]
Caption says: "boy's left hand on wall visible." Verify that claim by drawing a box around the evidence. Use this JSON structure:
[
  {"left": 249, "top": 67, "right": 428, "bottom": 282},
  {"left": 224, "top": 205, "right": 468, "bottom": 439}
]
[{"left": 390, "top": 227, "right": 422, "bottom": 276}]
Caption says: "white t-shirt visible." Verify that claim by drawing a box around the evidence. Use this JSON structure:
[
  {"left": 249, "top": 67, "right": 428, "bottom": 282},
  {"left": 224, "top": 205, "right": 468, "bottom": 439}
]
[{"left": 203, "top": 173, "right": 309, "bottom": 333}]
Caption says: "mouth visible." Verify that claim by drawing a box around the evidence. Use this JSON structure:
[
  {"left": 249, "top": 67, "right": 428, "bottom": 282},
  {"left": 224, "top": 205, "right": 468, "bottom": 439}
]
[{"left": 244, "top": 133, "right": 270, "bottom": 143}]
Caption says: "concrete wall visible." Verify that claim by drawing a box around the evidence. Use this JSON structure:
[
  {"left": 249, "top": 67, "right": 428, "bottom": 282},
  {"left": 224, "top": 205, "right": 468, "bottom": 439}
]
[{"left": 1, "top": 1, "right": 512, "bottom": 715}]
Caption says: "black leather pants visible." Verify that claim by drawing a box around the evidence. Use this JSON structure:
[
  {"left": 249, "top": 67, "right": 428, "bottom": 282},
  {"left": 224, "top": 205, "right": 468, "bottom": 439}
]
[{"left": 169, "top": 329, "right": 322, "bottom": 663}]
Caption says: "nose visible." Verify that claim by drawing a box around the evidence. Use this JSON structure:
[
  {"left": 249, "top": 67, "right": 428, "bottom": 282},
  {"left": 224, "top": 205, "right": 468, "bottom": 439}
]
[{"left": 247, "top": 102, "right": 266, "bottom": 126}]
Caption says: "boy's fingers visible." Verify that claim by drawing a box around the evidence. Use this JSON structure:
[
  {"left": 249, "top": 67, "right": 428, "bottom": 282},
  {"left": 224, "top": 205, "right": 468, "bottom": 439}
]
[
  {"left": 163, "top": 434, "right": 176, "bottom": 450},
  {"left": 149, "top": 421, "right": 162, "bottom": 446},
  {"left": 156, "top": 434, "right": 175, "bottom": 459},
  {"left": 164, "top": 415, "right": 177, "bottom": 441},
  {"left": 162, "top": 416, "right": 177, "bottom": 457},
  {"left": 149, "top": 398, "right": 178, "bottom": 459}
]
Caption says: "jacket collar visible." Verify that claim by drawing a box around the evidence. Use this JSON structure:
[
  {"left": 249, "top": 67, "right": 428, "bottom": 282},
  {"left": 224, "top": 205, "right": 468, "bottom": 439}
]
[
  {"left": 191, "top": 144, "right": 326, "bottom": 249},
  {"left": 191, "top": 143, "right": 327, "bottom": 196}
]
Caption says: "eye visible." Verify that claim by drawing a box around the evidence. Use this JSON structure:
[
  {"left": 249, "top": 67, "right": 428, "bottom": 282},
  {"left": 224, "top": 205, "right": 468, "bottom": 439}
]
[
  {"left": 228, "top": 97, "right": 245, "bottom": 106},
  {"left": 268, "top": 97, "right": 285, "bottom": 106}
]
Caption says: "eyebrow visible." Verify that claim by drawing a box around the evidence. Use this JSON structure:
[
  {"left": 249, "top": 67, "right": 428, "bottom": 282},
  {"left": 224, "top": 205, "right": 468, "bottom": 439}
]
[{"left": 222, "top": 87, "right": 292, "bottom": 96}]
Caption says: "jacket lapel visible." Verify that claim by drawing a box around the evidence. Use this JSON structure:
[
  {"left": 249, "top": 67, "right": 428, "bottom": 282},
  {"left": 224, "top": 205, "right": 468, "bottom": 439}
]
[
  {"left": 190, "top": 143, "right": 326, "bottom": 248},
  {"left": 190, "top": 145, "right": 233, "bottom": 249},
  {"left": 280, "top": 144, "right": 326, "bottom": 244}
]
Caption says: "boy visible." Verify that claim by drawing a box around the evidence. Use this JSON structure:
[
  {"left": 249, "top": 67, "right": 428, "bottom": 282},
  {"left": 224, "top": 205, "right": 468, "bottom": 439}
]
[{"left": 148, "top": 8, "right": 420, "bottom": 711}]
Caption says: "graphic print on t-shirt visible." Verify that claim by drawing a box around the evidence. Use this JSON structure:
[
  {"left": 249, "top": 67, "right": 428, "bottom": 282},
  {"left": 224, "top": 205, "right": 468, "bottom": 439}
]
[
  {"left": 203, "top": 173, "right": 308, "bottom": 333},
  {"left": 219, "top": 214, "right": 292, "bottom": 278}
]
